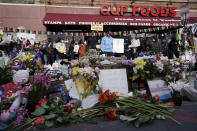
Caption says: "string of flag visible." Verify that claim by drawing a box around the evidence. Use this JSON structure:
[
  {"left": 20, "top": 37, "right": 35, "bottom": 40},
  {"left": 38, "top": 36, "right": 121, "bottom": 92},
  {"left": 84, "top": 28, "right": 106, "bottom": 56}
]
[{"left": 0, "top": 22, "right": 183, "bottom": 37}]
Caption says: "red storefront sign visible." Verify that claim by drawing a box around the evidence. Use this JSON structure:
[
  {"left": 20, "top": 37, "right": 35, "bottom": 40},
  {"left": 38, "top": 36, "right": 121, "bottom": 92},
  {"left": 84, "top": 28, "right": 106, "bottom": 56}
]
[
  {"left": 43, "top": 13, "right": 181, "bottom": 27},
  {"left": 100, "top": 4, "right": 176, "bottom": 17}
]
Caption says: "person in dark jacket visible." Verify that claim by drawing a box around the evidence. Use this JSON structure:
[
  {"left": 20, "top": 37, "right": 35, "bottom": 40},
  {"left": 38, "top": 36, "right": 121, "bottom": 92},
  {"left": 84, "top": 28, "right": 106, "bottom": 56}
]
[
  {"left": 68, "top": 38, "right": 75, "bottom": 60},
  {"left": 168, "top": 32, "right": 179, "bottom": 59}
]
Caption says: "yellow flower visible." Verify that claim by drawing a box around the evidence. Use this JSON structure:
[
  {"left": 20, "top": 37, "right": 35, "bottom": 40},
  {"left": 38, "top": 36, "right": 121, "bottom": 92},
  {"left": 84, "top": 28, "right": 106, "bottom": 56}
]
[
  {"left": 27, "top": 53, "right": 35, "bottom": 61},
  {"left": 72, "top": 67, "right": 80, "bottom": 76},
  {"left": 19, "top": 57, "right": 27, "bottom": 62},
  {"left": 134, "top": 59, "right": 146, "bottom": 70}
]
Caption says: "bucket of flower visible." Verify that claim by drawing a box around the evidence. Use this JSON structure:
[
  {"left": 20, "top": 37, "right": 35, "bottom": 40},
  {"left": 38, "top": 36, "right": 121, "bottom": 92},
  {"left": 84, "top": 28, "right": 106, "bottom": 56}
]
[{"left": 6, "top": 89, "right": 181, "bottom": 131}]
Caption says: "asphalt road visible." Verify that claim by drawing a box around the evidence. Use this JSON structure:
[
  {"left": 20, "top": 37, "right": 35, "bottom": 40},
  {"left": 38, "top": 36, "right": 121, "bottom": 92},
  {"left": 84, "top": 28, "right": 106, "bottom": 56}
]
[{"left": 31, "top": 101, "right": 197, "bottom": 131}]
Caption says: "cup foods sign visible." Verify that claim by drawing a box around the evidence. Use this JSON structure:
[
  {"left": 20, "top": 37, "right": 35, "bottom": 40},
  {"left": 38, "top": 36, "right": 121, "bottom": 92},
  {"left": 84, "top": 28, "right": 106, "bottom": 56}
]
[{"left": 100, "top": 4, "right": 176, "bottom": 17}]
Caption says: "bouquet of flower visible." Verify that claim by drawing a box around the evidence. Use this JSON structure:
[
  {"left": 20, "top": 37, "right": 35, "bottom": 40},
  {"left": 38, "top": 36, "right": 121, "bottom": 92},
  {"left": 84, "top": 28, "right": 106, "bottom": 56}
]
[
  {"left": 16, "top": 53, "right": 41, "bottom": 75},
  {"left": 28, "top": 72, "right": 51, "bottom": 104},
  {"left": 131, "top": 58, "right": 157, "bottom": 81},
  {"left": 72, "top": 67, "right": 100, "bottom": 99},
  {"left": 161, "top": 60, "right": 183, "bottom": 83}
]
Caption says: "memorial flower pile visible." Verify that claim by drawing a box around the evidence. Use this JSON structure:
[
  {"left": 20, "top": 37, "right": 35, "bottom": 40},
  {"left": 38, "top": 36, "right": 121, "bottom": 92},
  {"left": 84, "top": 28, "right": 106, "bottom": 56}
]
[{"left": 7, "top": 90, "right": 180, "bottom": 130}]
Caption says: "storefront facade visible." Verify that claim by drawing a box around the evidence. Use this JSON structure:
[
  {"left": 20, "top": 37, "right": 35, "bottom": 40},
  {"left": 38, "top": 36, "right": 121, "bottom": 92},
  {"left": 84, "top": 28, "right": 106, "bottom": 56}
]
[{"left": 0, "top": 3, "right": 197, "bottom": 32}]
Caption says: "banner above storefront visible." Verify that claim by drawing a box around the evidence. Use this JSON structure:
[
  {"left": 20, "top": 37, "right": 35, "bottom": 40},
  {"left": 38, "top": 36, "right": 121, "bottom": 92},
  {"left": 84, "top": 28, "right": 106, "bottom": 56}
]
[{"left": 43, "top": 13, "right": 181, "bottom": 27}]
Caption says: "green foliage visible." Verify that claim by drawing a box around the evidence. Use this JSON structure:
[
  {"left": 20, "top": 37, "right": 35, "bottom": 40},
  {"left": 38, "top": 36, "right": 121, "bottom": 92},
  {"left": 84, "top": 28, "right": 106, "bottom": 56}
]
[{"left": 0, "top": 65, "right": 13, "bottom": 85}]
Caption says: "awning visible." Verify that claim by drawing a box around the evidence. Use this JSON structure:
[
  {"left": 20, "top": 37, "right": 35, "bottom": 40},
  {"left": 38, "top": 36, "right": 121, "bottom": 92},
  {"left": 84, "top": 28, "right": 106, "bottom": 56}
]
[{"left": 43, "top": 13, "right": 183, "bottom": 27}]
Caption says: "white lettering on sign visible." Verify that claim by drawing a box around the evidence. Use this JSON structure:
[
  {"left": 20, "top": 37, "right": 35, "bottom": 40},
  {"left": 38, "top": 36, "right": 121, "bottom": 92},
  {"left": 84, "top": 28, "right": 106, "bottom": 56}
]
[
  {"left": 65, "top": 21, "right": 76, "bottom": 25},
  {"left": 44, "top": 21, "right": 62, "bottom": 24}
]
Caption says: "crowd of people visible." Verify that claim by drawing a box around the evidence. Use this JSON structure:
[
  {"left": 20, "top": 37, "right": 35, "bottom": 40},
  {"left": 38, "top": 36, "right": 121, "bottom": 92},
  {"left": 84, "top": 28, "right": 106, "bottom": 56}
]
[{"left": 0, "top": 29, "right": 197, "bottom": 66}]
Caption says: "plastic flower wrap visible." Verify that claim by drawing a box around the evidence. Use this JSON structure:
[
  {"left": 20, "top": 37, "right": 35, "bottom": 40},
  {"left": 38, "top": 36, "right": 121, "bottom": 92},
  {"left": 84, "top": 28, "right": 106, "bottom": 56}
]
[{"left": 72, "top": 67, "right": 100, "bottom": 99}]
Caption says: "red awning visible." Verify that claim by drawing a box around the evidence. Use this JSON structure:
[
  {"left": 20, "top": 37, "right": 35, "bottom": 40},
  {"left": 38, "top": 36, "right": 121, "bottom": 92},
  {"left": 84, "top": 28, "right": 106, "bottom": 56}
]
[{"left": 43, "top": 13, "right": 183, "bottom": 27}]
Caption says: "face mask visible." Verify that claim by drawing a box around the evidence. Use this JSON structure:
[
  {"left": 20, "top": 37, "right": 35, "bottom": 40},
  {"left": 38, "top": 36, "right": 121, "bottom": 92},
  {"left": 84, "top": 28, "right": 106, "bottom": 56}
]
[{"left": 123, "top": 33, "right": 126, "bottom": 36}]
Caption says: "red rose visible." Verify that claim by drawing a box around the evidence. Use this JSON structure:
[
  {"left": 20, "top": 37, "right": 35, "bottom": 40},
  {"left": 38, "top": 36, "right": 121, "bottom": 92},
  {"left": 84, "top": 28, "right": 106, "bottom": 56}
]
[
  {"left": 35, "top": 105, "right": 41, "bottom": 110},
  {"left": 109, "top": 92, "right": 115, "bottom": 102},
  {"left": 38, "top": 99, "right": 48, "bottom": 105},
  {"left": 168, "top": 102, "right": 174, "bottom": 107},
  {"left": 35, "top": 116, "right": 45, "bottom": 127},
  {"left": 99, "top": 93, "right": 107, "bottom": 105},
  {"left": 154, "top": 95, "right": 160, "bottom": 101},
  {"left": 103, "top": 90, "right": 110, "bottom": 96},
  {"left": 106, "top": 109, "right": 117, "bottom": 120},
  {"left": 156, "top": 57, "right": 161, "bottom": 61}
]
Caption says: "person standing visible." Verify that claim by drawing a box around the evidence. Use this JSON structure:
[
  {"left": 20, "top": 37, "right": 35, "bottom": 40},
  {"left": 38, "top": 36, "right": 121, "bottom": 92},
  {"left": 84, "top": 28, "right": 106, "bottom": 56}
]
[
  {"left": 121, "top": 31, "right": 131, "bottom": 58},
  {"left": 101, "top": 30, "right": 113, "bottom": 56},
  {"left": 68, "top": 38, "right": 75, "bottom": 60},
  {"left": 193, "top": 31, "right": 197, "bottom": 53},
  {"left": 78, "top": 39, "right": 87, "bottom": 58}
]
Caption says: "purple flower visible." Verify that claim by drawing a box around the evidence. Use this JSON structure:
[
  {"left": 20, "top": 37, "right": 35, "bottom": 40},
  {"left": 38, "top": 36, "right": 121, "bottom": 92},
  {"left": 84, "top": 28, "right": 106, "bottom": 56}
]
[
  {"left": 33, "top": 73, "right": 51, "bottom": 90},
  {"left": 139, "top": 52, "right": 144, "bottom": 57},
  {"left": 149, "top": 58, "right": 157, "bottom": 63},
  {"left": 34, "top": 73, "right": 42, "bottom": 84},
  {"left": 122, "top": 60, "right": 133, "bottom": 66},
  {"left": 12, "top": 106, "right": 27, "bottom": 126}
]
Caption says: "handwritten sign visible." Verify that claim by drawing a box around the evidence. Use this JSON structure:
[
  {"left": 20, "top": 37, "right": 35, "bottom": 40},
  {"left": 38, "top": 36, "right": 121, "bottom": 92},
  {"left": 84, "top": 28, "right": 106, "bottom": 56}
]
[
  {"left": 91, "top": 24, "right": 103, "bottom": 31},
  {"left": 113, "top": 38, "right": 124, "bottom": 53},
  {"left": 99, "top": 69, "right": 128, "bottom": 95},
  {"left": 147, "top": 79, "right": 172, "bottom": 100}
]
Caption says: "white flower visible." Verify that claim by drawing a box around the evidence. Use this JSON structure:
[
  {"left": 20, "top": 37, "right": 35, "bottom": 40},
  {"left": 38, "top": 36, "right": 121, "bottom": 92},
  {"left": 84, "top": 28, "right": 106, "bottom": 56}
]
[
  {"left": 168, "top": 81, "right": 190, "bottom": 93},
  {"left": 154, "top": 61, "right": 164, "bottom": 73},
  {"left": 133, "top": 67, "right": 138, "bottom": 74}
]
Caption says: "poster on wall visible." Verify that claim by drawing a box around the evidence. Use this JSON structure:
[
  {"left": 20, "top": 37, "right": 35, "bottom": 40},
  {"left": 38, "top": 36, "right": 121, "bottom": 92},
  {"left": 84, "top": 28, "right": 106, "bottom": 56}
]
[
  {"left": 113, "top": 38, "right": 124, "bottom": 53},
  {"left": 91, "top": 24, "right": 103, "bottom": 31},
  {"left": 147, "top": 79, "right": 172, "bottom": 100},
  {"left": 99, "top": 69, "right": 128, "bottom": 95},
  {"left": 17, "top": 33, "right": 35, "bottom": 45}
]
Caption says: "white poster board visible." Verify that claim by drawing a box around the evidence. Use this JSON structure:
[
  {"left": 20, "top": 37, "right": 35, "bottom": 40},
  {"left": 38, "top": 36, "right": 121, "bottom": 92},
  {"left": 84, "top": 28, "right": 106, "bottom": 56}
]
[
  {"left": 73, "top": 45, "right": 79, "bottom": 53},
  {"left": 147, "top": 79, "right": 172, "bottom": 100},
  {"left": 129, "top": 39, "right": 140, "bottom": 48},
  {"left": 17, "top": 33, "right": 35, "bottom": 45},
  {"left": 99, "top": 69, "right": 128, "bottom": 95},
  {"left": 64, "top": 79, "right": 98, "bottom": 109},
  {"left": 17, "top": 33, "right": 35, "bottom": 40},
  {"left": 113, "top": 38, "right": 124, "bottom": 53}
]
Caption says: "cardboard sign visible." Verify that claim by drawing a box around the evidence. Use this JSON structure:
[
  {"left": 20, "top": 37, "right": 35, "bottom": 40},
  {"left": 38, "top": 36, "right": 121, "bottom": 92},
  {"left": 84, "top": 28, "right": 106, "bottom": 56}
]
[
  {"left": 91, "top": 24, "right": 103, "bottom": 31},
  {"left": 99, "top": 69, "right": 128, "bottom": 95},
  {"left": 147, "top": 79, "right": 172, "bottom": 100},
  {"left": 113, "top": 38, "right": 124, "bottom": 53}
]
